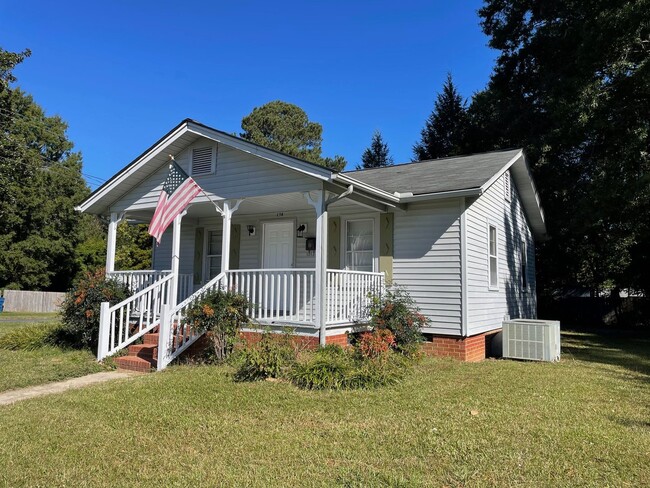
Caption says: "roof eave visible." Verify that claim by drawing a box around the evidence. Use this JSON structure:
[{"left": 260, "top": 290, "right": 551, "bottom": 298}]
[
  {"left": 396, "top": 187, "right": 482, "bottom": 202},
  {"left": 480, "top": 150, "right": 547, "bottom": 239}
]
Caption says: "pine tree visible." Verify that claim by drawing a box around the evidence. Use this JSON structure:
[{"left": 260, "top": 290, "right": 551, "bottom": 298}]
[
  {"left": 241, "top": 100, "right": 347, "bottom": 171},
  {"left": 357, "top": 130, "right": 393, "bottom": 170},
  {"left": 413, "top": 74, "right": 468, "bottom": 161}
]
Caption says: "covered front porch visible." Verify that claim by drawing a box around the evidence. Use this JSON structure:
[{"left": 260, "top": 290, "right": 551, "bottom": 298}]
[{"left": 99, "top": 186, "right": 394, "bottom": 369}]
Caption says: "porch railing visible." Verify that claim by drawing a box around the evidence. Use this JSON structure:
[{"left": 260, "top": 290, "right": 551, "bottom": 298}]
[
  {"left": 157, "top": 272, "right": 227, "bottom": 370},
  {"left": 225, "top": 269, "right": 316, "bottom": 325},
  {"left": 325, "top": 269, "right": 385, "bottom": 325},
  {"left": 108, "top": 270, "right": 171, "bottom": 293},
  {"left": 97, "top": 273, "right": 173, "bottom": 361},
  {"left": 108, "top": 270, "right": 193, "bottom": 302}
]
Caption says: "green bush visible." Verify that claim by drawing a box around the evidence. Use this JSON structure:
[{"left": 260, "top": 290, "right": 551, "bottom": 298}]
[
  {"left": 234, "top": 330, "right": 297, "bottom": 381},
  {"left": 184, "top": 289, "right": 250, "bottom": 362},
  {"left": 289, "top": 345, "right": 407, "bottom": 390},
  {"left": 58, "top": 269, "right": 131, "bottom": 352},
  {"left": 368, "top": 287, "right": 427, "bottom": 355},
  {"left": 0, "top": 323, "right": 61, "bottom": 351}
]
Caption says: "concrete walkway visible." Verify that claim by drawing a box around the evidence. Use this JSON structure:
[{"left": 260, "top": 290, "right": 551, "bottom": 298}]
[{"left": 0, "top": 371, "right": 136, "bottom": 406}]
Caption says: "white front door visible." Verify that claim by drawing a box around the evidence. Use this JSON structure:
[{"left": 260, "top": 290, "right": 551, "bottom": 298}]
[
  {"left": 262, "top": 221, "right": 294, "bottom": 314},
  {"left": 263, "top": 221, "right": 294, "bottom": 269}
]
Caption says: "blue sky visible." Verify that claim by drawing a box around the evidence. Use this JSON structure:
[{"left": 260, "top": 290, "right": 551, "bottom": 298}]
[{"left": 2, "top": 1, "right": 495, "bottom": 188}]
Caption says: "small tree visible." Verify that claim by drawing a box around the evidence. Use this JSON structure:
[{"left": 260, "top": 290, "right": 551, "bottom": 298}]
[
  {"left": 413, "top": 73, "right": 468, "bottom": 161},
  {"left": 185, "top": 289, "right": 250, "bottom": 361},
  {"left": 357, "top": 130, "right": 394, "bottom": 170},
  {"left": 369, "top": 287, "right": 426, "bottom": 355},
  {"left": 58, "top": 269, "right": 131, "bottom": 352}
]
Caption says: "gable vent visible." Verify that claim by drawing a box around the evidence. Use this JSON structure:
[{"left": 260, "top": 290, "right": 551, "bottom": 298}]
[
  {"left": 504, "top": 170, "right": 511, "bottom": 201},
  {"left": 191, "top": 146, "right": 214, "bottom": 176}
]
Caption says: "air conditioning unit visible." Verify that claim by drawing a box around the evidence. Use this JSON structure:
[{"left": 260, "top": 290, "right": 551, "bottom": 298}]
[{"left": 502, "top": 319, "right": 560, "bottom": 362}]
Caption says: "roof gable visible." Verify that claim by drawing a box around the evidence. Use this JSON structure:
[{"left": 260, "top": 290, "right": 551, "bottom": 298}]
[
  {"left": 77, "top": 119, "right": 335, "bottom": 215},
  {"left": 345, "top": 149, "right": 546, "bottom": 238}
]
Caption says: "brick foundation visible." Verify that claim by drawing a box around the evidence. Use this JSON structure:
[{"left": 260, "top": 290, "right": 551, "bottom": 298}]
[
  {"left": 421, "top": 330, "right": 500, "bottom": 362},
  {"left": 239, "top": 331, "right": 350, "bottom": 348}
]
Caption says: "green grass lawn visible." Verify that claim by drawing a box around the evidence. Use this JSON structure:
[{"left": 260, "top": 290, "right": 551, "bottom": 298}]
[
  {"left": 0, "top": 328, "right": 648, "bottom": 487},
  {"left": 0, "top": 313, "right": 106, "bottom": 392}
]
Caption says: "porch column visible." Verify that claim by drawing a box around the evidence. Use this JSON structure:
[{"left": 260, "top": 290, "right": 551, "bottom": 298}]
[
  {"left": 105, "top": 212, "right": 124, "bottom": 273},
  {"left": 305, "top": 190, "right": 328, "bottom": 346},
  {"left": 220, "top": 199, "right": 244, "bottom": 274},
  {"left": 170, "top": 210, "right": 187, "bottom": 308}
]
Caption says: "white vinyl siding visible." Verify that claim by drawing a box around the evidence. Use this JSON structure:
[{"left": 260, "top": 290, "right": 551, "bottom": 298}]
[
  {"left": 392, "top": 201, "right": 463, "bottom": 336},
  {"left": 200, "top": 210, "right": 319, "bottom": 271},
  {"left": 465, "top": 172, "right": 537, "bottom": 335},
  {"left": 109, "top": 139, "right": 321, "bottom": 213},
  {"left": 345, "top": 219, "right": 374, "bottom": 272}
]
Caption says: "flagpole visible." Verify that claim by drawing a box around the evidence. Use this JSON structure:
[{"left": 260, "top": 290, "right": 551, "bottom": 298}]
[{"left": 168, "top": 155, "right": 225, "bottom": 216}]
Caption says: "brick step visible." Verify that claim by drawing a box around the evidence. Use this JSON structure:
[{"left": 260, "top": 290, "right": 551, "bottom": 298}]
[
  {"left": 127, "top": 344, "right": 157, "bottom": 358},
  {"left": 144, "top": 332, "right": 192, "bottom": 345},
  {"left": 114, "top": 355, "right": 156, "bottom": 373}
]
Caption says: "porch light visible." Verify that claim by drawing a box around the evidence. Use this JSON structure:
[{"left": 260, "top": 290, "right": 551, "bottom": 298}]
[
  {"left": 247, "top": 225, "right": 256, "bottom": 236},
  {"left": 296, "top": 224, "right": 306, "bottom": 238}
]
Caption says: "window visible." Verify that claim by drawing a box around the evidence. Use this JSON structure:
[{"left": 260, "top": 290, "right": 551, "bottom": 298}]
[
  {"left": 191, "top": 146, "right": 216, "bottom": 176},
  {"left": 488, "top": 224, "right": 498, "bottom": 289},
  {"left": 345, "top": 219, "right": 374, "bottom": 272},
  {"left": 504, "top": 170, "right": 511, "bottom": 201},
  {"left": 521, "top": 239, "right": 528, "bottom": 292},
  {"left": 205, "top": 230, "right": 222, "bottom": 280}
]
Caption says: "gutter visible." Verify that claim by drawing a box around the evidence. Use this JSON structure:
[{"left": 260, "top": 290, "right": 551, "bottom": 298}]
[{"left": 395, "top": 187, "right": 482, "bottom": 203}]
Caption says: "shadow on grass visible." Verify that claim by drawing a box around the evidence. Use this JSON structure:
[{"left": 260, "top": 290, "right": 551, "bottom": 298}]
[{"left": 561, "top": 327, "right": 650, "bottom": 381}]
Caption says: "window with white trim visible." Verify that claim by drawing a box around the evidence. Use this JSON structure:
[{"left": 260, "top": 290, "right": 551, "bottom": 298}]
[
  {"left": 345, "top": 219, "right": 374, "bottom": 272},
  {"left": 191, "top": 146, "right": 216, "bottom": 176},
  {"left": 205, "top": 230, "right": 222, "bottom": 280},
  {"left": 521, "top": 238, "right": 528, "bottom": 292},
  {"left": 488, "top": 224, "right": 498, "bottom": 289}
]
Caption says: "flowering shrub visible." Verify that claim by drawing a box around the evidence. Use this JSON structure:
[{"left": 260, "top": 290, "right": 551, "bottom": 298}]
[
  {"left": 185, "top": 289, "right": 250, "bottom": 361},
  {"left": 58, "top": 269, "right": 131, "bottom": 351},
  {"left": 368, "top": 287, "right": 426, "bottom": 354},
  {"left": 357, "top": 329, "right": 395, "bottom": 360}
]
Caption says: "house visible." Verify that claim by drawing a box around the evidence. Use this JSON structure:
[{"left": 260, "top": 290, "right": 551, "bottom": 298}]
[{"left": 77, "top": 119, "right": 546, "bottom": 371}]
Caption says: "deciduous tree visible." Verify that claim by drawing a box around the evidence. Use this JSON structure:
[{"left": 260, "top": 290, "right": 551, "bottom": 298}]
[
  {"left": 0, "top": 47, "right": 89, "bottom": 291},
  {"left": 472, "top": 1, "right": 650, "bottom": 296}
]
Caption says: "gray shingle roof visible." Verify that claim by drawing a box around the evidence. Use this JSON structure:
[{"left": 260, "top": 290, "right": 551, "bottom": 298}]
[{"left": 343, "top": 149, "right": 523, "bottom": 195}]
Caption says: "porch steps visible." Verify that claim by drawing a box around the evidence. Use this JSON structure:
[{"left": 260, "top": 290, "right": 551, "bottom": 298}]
[
  {"left": 113, "top": 328, "right": 192, "bottom": 373},
  {"left": 114, "top": 335, "right": 158, "bottom": 372}
]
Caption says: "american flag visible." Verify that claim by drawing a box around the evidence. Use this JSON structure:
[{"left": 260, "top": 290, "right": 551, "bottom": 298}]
[{"left": 148, "top": 161, "right": 201, "bottom": 244}]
